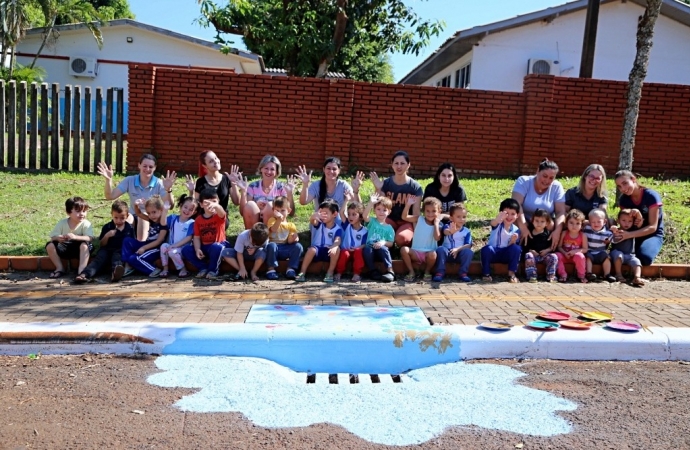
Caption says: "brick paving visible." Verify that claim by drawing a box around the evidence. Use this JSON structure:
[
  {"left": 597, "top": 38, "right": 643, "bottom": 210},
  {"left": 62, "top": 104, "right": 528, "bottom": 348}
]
[{"left": 1, "top": 271, "right": 690, "bottom": 328}]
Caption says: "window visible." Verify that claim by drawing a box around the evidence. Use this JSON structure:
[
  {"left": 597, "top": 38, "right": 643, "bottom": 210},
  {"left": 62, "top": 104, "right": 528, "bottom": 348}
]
[
  {"left": 455, "top": 63, "right": 471, "bottom": 89},
  {"left": 436, "top": 75, "right": 451, "bottom": 87}
]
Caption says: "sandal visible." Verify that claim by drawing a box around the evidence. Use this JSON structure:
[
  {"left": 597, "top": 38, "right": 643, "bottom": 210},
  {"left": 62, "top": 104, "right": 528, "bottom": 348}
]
[
  {"left": 158, "top": 270, "right": 169, "bottom": 278},
  {"left": 112, "top": 265, "right": 125, "bottom": 282},
  {"left": 195, "top": 269, "right": 208, "bottom": 279},
  {"left": 508, "top": 275, "right": 520, "bottom": 283},
  {"left": 49, "top": 270, "right": 65, "bottom": 279},
  {"left": 178, "top": 269, "right": 189, "bottom": 278},
  {"left": 558, "top": 276, "right": 568, "bottom": 283},
  {"left": 323, "top": 274, "right": 334, "bottom": 283},
  {"left": 404, "top": 273, "right": 416, "bottom": 282},
  {"left": 206, "top": 271, "right": 219, "bottom": 280},
  {"left": 422, "top": 273, "right": 432, "bottom": 282},
  {"left": 149, "top": 268, "right": 162, "bottom": 278},
  {"left": 615, "top": 275, "right": 626, "bottom": 283},
  {"left": 74, "top": 273, "right": 91, "bottom": 284},
  {"left": 482, "top": 275, "right": 493, "bottom": 282},
  {"left": 632, "top": 277, "right": 647, "bottom": 287},
  {"left": 579, "top": 277, "right": 589, "bottom": 284},
  {"left": 351, "top": 274, "right": 362, "bottom": 283}
]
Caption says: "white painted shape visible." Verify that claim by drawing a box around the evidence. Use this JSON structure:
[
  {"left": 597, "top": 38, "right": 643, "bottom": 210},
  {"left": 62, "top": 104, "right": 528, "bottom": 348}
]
[
  {"left": 337, "top": 373, "right": 351, "bottom": 385},
  {"left": 661, "top": 328, "right": 690, "bottom": 360},
  {"left": 357, "top": 373, "right": 373, "bottom": 384},
  {"left": 314, "top": 373, "right": 330, "bottom": 385},
  {"left": 377, "top": 374, "right": 394, "bottom": 384}
]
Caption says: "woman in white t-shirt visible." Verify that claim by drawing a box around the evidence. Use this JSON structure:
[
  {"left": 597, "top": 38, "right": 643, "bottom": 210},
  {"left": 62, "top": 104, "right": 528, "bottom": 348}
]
[
  {"left": 511, "top": 159, "right": 566, "bottom": 250},
  {"left": 297, "top": 157, "right": 364, "bottom": 213}
]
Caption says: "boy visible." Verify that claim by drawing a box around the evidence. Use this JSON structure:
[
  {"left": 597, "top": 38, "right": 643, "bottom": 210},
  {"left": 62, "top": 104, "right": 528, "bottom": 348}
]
[
  {"left": 583, "top": 209, "right": 615, "bottom": 282},
  {"left": 224, "top": 222, "right": 270, "bottom": 281},
  {"left": 296, "top": 200, "right": 342, "bottom": 283},
  {"left": 610, "top": 208, "right": 647, "bottom": 286},
  {"left": 480, "top": 198, "right": 521, "bottom": 282},
  {"left": 264, "top": 196, "right": 303, "bottom": 279},
  {"left": 361, "top": 194, "right": 396, "bottom": 283},
  {"left": 434, "top": 203, "right": 473, "bottom": 282},
  {"left": 75, "top": 200, "right": 134, "bottom": 283},
  {"left": 46, "top": 197, "right": 94, "bottom": 280},
  {"left": 181, "top": 188, "right": 227, "bottom": 279}
]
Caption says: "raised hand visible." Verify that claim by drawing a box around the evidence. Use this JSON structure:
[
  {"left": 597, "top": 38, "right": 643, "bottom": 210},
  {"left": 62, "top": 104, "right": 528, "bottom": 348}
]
[
  {"left": 285, "top": 175, "right": 297, "bottom": 193},
  {"left": 296, "top": 165, "right": 312, "bottom": 186},
  {"left": 163, "top": 170, "right": 177, "bottom": 191},
  {"left": 369, "top": 193, "right": 380, "bottom": 204},
  {"left": 184, "top": 174, "right": 196, "bottom": 192},
  {"left": 135, "top": 198, "right": 145, "bottom": 209},
  {"left": 228, "top": 165, "right": 241, "bottom": 184},
  {"left": 344, "top": 190, "right": 353, "bottom": 203},
  {"left": 406, "top": 195, "right": 417, "bottom": 206},
  {"left": 351, "top": 171, "right": 365, "bottom": 192},
  {"left": 235, "top": 176, "right": 248, "bottom": 192},
  {"left": 448, "top": 221, "right": 459, "bottom": 234},
  {"left": 369, "top": 172, "right": 383, "bottom": 191},
  {"left": 96, "top": 161, "right": 113, "bottom": 180}
]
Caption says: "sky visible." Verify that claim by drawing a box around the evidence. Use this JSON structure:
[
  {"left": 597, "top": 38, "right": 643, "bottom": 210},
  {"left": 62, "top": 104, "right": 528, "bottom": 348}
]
[{"left": 128, "top": 0, "right": 570, "bottom": 81}]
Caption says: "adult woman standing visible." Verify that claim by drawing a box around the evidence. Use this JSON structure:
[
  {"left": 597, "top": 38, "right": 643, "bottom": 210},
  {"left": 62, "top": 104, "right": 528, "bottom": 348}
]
[
  {"left": 236, "top": 154, "right": 296, "bottom": 229},
  {"left": 370, "top": 151, "right": 423, "bottom": 247},
  {"left": 297, "top": 157, "right": 364, "bottom": 212},
  {"left": 184, "top": 150, "right": 240, "bottom": 213},
  {"left": 423, "top": 162, "right": 468, "bottom": 215},
  {"left": 511, "top": 159, "right": 566, "bottom": 250},
  {"left": 565, "top": 164, "right": 608, "bottom": 217},
  {"left": 97, "top": 154, "right": 175, "bottom": 240},
  {"left": 614, "top": 170, "right": 664, "bottom": 266}
]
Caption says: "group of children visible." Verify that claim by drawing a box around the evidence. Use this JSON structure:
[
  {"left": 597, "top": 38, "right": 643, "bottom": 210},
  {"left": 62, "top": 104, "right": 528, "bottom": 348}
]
[{"left": 47, "top": 188, "right": 644, "bottom": 286}]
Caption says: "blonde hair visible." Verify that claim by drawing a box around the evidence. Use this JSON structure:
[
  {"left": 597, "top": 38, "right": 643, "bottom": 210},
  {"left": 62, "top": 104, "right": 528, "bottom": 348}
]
[
  {"left": 578, "top": 164, "right": 607, "bottom": 198},
  {"left": 145, "top": 195, "right": 164, "bottom": 211},
  {"left": 588, "top": 209, "right": 606, "bottom": 221},
  {"left": 257, "top": 154, "right": 282, "bottom": 177}
]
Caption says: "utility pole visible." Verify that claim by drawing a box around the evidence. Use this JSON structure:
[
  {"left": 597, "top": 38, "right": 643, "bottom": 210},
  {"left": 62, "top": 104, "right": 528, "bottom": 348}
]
[{"left": 579, "top": 0, "right": 600, "bottom": 78}]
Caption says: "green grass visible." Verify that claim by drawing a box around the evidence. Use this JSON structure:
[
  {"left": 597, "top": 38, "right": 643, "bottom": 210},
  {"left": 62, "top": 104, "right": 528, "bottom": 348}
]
[{"left": 1, "top": 171, "right": 688, "bottom": 264}]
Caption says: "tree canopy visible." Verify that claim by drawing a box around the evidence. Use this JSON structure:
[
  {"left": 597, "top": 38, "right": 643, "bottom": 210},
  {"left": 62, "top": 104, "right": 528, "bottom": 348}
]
[{"left": 196, "top": 0, "right": 443, "bottom": 82}]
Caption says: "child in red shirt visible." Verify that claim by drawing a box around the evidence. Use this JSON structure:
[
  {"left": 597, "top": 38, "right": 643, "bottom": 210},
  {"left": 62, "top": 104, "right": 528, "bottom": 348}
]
[{"left": 181, "top": 188, "right": 228, "bottom": 279}]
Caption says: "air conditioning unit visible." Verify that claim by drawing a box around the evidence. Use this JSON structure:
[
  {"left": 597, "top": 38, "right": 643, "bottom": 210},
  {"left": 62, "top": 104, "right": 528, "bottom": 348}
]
[
  {"left": 527, "top": 58, "right": 559, "bottom": 75},
  {"left": 69, "top": 56, "right": 98, "bottom": 77}
]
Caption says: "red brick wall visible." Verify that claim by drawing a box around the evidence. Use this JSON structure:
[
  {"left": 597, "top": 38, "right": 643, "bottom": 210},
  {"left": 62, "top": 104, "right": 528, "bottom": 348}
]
[{"left": 127, "top": 65, "right": 690, "bottom": 178}]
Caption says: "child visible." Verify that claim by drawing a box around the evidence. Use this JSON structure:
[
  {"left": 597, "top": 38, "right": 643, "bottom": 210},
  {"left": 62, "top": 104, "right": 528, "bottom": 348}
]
[
  {"left": 225, "top": 222, "right": 270, "bottom": 281},
  {"left": 434, "top": 203, "right": 473, "bottom": 282},
  {"left": 157, "top": 195, "right": 198, "bottom": 278},
  {"left": 523, "top": 208, "right": 558, "bottom": 283},
  {"left": 610, "top": 208, "right": 647, "bottom": 286},
  {"left": 46, "top": 197, "right": 94, "bottom": 280},
  {"left": 556, "top": 209, "right": 589, "bottom": 283},
  {"left": 361, "top": 194, "right": 396, "bottom": 283},
  {"left": 296, "top": 199, "right": 342, "bottom": 283},
  {"left": 75, "top": 200, "right": 134, "bottom": 283},
  {"left": 265, "top": 196, "right": 303, "bottom": 280},
  {"left": 181, "top": 188, "right": 227, "bottom": 279},
  {"left": 583, "top": 209, "right": 615, "bottom": 282},
  {"left": 400, "top": 196, "right": 441, "bottom": 282},
  {"left": 335, "top": 199, "right": 368, "bottom": 282},
  {"left": 480, "top": 198, "right": 521, "bottom": 283},
  {"left": 121, "top": 195, "right": 169, "bottom": 276}
]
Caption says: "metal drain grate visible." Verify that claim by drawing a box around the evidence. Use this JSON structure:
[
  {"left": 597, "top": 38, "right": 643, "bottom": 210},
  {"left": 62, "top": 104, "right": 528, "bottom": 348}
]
[{"left": 306, "top": 373, "right": 404, "bottom": 384}]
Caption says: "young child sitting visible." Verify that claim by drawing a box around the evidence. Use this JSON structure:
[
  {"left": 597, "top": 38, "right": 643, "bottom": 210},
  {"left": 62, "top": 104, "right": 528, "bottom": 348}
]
[
  {"left": 296, "top": 199, "right": 342, "bottom": 283},
  {"left": 181, "top": 189, "right": 227, "bottom": 279},
  {"left": 224, "top": 222, "right": 270, "bottom": 281},
  {"left": 76, "top": 200, "right": 134, "bottom": 283},
  {"left": 400, "top": 196, "right": 442, "bottom": 282},
  {"left": 362, "top": 194, "right": 395, "bottom": 283},
  {"left": 556, "top": 209, "right": 589, "bottom": 283},
  {"left": 335, "top": 198, "right": 368, "bottom": 282},
  {"left": 122, "top": 195, "right": 169, "bottom": 277},
  {"left": 481, "top": 198, "right": 521, "bottom": 283},
  {"left": 523, "top": 208, "right": 558, "bottom": 283},
  {"left": 265, "top": 196, "right": 303, "bottom": 280},
  {"left": 157, "top": 195, "right": 198, "bottom": 278},
  {"left": 434, "top": 203, "right": 473, "bottom": 282},
  {"left": 583, "top": 209, "right": 615, "bottom": 282},
  {"left": 47, "top": 196, "right": 94, "bottom": 280},
  {"left": 610, "top": 208, "right": 647, "bottom": 286}
]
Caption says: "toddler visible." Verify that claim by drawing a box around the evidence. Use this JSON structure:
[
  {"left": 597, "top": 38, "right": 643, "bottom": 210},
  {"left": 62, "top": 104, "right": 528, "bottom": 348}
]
[
  {"left": 157, "top": 195, "right": 198, "bottom": 278},
  {"left": 433, "top": 203, "right": 472, "bottom": 282},
  {"left": 523, "top": 208, "right": 558, "bottom": 283},
  {"left": 610, "top": 208, "right": 647, "bottom": 286},
  {"left": 47, "top": 197, "right": 94, "bottom": 280},
  {"left": 583, "top": 209, "right": 615, "bottom": 282},
  {"left": 400, "top": 196, "right": 441, "bottom": 282},
  {"left": 335, "top": 199, "right": 368, "bottom": 282},
  {"left": 481, "top": 198, "right": 522, "bottom": 283},
  {"left": 556, "top": 209, "right": 589, "bottom": 283},
  {"left": 296, "top": 199, "right": 342, "bottom": 283},
  {"left": 224, "top": 222, "right": 270, "bottom": 281},
  {"left": 265, "top": 196, "right": 303, "bottom": 280},
  {"left": 362, "top": 194, "right": 395, "bottom": 283},
  {"left": 122, "top": 195, "right": 169, "bottom": 276},
  {"left": 181, "top": 189, "right": 228, "bottom": 279}
]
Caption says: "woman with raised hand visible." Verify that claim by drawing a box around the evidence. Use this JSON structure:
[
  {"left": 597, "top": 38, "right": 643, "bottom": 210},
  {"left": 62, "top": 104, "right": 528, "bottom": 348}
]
[
  {"left": 565, "top": 164, "right": 608, "bottom": 217},
  {"left": 423, "top": 162, "right": 468, "bottom": 216},
  {"left": 297, "top": 157, "right": 364, "bottom": 214},
  {"left": 97, "top": 154, "right": 176, "bottom": 241},
  {"left": 370, "top": 150, "right": 423, "bottom": 247},
  {"left": 511, "top": 158, "right": 566, "bottom": 250},
  {"left": 236, "top": 154, "right": 296, "bottom": 229},
  {"left": 184, "top": 150, "right": 240, "bottom": 214}
]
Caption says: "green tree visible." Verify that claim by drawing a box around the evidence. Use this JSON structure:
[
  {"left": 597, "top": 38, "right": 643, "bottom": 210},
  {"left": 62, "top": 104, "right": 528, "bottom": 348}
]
[
  {"left": 60, "top": 0, "right": 133, "bottom": 23},
  {"left": 196, "top": 0, "right": 442, "bottom": 82}
]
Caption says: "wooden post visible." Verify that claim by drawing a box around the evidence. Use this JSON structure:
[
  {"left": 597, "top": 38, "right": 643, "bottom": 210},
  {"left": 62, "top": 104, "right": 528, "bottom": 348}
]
[
  {"left": 105, "top": 87, "right": 113, "bottom": 166},
  {"left": 579, "top": 0, "right": 600, "bottom": 78},
  {"left": 40, "top": 83, "right": 49, "bottom": 169},
  {"left": 18, "top": 82, "right": 27, "bottom": 169},
  {"left": 0, "top": 80, "right": 5, "bottom": 168},
  {"left": 8, "top": 81, "right": 16, "bottom": 168},
  {"left": 62, "top": 85, "right": 72, "bottom": 171},
  {"left": 83, "top": 87, "right": 92, "bottom": 172},
  {"left": 73, "top": 85, "right": 81, "bottom": 172},
  {"left": 29, "top": 83, "right": 39, "bottom": 169},
  {"left": 116, "top": 88, "right": 124, "bottom": 173},
  {"left": 94, "top": 87, "right": 103, "bottom": 168},
  {"left": 50, "top": 83, "right": 60, "bottom": 169}
]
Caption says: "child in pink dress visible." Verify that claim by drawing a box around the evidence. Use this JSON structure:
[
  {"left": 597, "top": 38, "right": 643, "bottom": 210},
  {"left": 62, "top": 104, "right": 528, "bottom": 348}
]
[{"left": 556, "top": 209, "right": 589, "bottom": 283}]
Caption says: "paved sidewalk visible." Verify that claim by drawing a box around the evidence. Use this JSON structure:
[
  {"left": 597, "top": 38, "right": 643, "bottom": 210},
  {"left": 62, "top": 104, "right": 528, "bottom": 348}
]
[{"left": 2, "top": 271, "right": 690, "bottom": 328}]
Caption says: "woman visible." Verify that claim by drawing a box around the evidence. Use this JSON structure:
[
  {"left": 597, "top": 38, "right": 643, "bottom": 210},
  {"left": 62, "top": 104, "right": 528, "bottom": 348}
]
[
  {"left": 565, "top": 164, "right": 608, "bottom": 217},
  {"left": 370, "top": 151, "right": 423, "bottom": 247},
  {"left": 236, "top": 154, "right": 296, "bottom": 229},
  {"left": 297, "top": 157, "right": 364, "bottom": 212},
  {"left": 423, "top": 162, "right": 468, "bottom": 215},
  {"left": 184, "top": 150, "right": 240, "bottom": 213},
  {"left": 511, "top": 159, "right": 566, "bottom": 250},
  {"left": 614, "top": 170, "right": 664, "bottom": 266},
  {"left": 97, "top": 154, "right": 175, "bottom": 241}
]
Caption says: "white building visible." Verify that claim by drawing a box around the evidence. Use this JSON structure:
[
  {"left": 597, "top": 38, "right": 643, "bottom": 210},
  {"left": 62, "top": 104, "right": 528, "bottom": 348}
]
[{"left": 399, "top": 0, "right": 690, "bottom": 92}]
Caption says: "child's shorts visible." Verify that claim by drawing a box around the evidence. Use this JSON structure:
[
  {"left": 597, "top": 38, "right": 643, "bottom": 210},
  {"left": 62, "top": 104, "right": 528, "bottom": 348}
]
[
  {"left": 46, "top": 240, "right": 94, "bottom": 259},
  {"left": 222, "top": 247, "right": 266, "bottom": 261},
  {"left": 610, "top": 250, "right": 641, "bottom": 268},
  {"left": 311, "top": 246, "right": 335, "bottom": 262},
  {"left": 410, "top": 249, "right": 431, "bottom": 263},
  {"left": 585, "top": 250, "right": 609, "bottom": 264}
]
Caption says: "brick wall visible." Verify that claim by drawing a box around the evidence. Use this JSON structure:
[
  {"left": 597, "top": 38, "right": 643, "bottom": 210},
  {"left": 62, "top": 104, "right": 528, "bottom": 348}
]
[{"left": 128, "top": 65, "right": 690, "bottom": 178}]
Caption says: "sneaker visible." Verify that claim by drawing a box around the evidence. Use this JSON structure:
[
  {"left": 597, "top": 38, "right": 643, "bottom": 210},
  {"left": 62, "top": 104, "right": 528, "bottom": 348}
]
[
  {"left": 528, "top": 276, "right": 537, "bottom": 283},
  {"left": 604, "top": 274, "right": 617, "bottom": 283},
  {"left": 369, "top": 269, "right": 382, "bottom": 281},
  {"left": 266, "top": 270, "right": 279, "bottom": 280},
  {"left": 381, "top": 272, "right": 395, "bottom": 283},
  {"left": 295, "top": 273, "right": 306, "bottom": 282},
  {"left": 324, "top": 274, "right": 334, "bottom": 283},
  {"left": 206, "top": 271, "right": 219, "bottom": 280},
  {"left": 351, "top": 274, "right": 362, "bottom": 283},
  {"left": 586, "top": 272, "right": 597, "bottom": 282},
  {"left": 333, "top": 274, "right": 342, "bottom": 282},
  {"left": 285, "top": 269, "right": 297, "bottom": 280},
  {"left": 149, "top": 268, "right": 162, "bottom": 278},
  {"left": 123, "top": 266, "right": 135, "bottom": 278},
  {"left": 458, "top": 274, "right": 472, "bottom": 283},
  {"left": 112, "top": 265, "right": 125, "bottom": 282},
  {"left": 547, "top": 276, "right": 557, "bottom": 283},
  {"left": 432, "top": 273, "right": 444, "bottom": 282},
  {"left": 195, "top": 269, "right": 208, "bottom": 279}
]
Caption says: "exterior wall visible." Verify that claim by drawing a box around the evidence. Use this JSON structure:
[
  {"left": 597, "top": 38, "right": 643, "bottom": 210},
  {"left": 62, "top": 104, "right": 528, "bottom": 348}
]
[
  {"left": 127, "top": 66, "right": 690, "bottom": 179},
  {"left": 421, "top": 51, "right": 473, "bottom": 88}
]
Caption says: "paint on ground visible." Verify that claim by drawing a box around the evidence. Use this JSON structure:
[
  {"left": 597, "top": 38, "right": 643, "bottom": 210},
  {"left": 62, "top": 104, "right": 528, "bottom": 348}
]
[
  {"left": 245, "top": 305, "right": 430, "bottom": 327},
  {"left": 148, "top": 356, "right": 576, "bottom": 446}
]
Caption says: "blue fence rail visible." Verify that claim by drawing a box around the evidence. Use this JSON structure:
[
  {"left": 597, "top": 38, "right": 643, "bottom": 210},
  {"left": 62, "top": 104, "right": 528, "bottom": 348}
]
[{"left": 1, "top": 80, "right": 126, "bottom": 173}]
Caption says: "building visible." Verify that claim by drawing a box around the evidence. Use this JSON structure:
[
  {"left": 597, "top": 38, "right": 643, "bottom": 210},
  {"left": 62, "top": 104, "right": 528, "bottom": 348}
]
[{"left": 400, "top": 0, "right": 690, "bottom": 92}]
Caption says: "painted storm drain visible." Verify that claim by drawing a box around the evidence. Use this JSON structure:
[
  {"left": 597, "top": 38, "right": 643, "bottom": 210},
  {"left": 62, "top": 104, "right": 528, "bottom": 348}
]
[{"left": 148, "top": 356, "right": 577, "bottom": 446}]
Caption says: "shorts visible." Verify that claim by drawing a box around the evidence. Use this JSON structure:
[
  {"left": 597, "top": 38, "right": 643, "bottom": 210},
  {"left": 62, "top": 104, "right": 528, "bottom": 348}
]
[
  {"left": 411, "top": 249, "right": 432, "bottom": 263},
  {"left": 586, "top": 251, "right": 609, "bottom": 264},
  {"left": 311, "top": 246, "right": 335, "bottom": 262},
  {"left": 222, "top": 246, "right": 266, "bottom": 261},
  {"left": 610, "top": 250, "right": 641, "bottom": 268},
  {"left": 46, "top": 240, "right": 94, "bottom": 259}
]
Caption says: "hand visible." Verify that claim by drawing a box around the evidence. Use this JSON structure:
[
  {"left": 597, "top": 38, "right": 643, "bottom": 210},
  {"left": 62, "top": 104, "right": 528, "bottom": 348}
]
[
  {"left": 344, "top": 190, "right": 353, "bottom": 203},
  {"left": 373, "top": 241, "right": 384, "bottom": 250},
  {"left": 203, "top": 199, "right": 218, "bottom": 211},
  {"left": 539, "top": 249, "right": 551, "bottom": 257},
  {"left": 184, "top": 174, "right": 196, "bottom": 192},
  {"left": 449, "top": 247, "right": 460, "bottom": 258},
  {"left": 96, "top": 162, "right": 113, "bottom": 180},
  {"left": 448, "top": 222, "right": 458, "bottom": 234},
  {"left": 196, "top": 249, "right": 205, "bottom": 260},
  {"left": 106, "top": 230, "right": 117, "bottom": 238},
  {"left": 65, "top": 233, "right": 77, "bottom": 241},
  {"left": 632, "top": 209, "right": 644, "bottom": 228},
  {"left": 285, "top": 175, "right": 297, "bottom": 193},
  {"left": 369, "top": 172, "right": 383, "bottom": 191},
  {"left": 228, "top": 165, "right": 241, "bottom": 184},
  {"left": 406, "top": 195, "right": 417, "bottom": 206},
  {"left": 369, "top": 193, "right": 380, "bottom": 205},
  {"left": 256, "top": 200, "right": 268, "bottom": 210},
  {"left": 163, "top": 201, "right": 171, "bottom": 210},
  {"left": 235, "top": 176, "right": 248, "bottom": 192},
  {"left": 520, "top": 223, "right": 532, "bottom": 245},
  {"left": 136, "top": 247, "right": 146, "bottom": 255},
  {"left": 548, "top": 232, "right": 559, "bottom": 251},
  {"left": 496, "top": 211, "right": 507, "bottom": 222},
  {"left": 509, "top": 233, "right": 518, "bottom": 245},
  {"left": 328, "top": 247, "right": 338, "bottom": 257},
  {"left": 238, "top": 268, "right": 248, "bottom": 279},
  {"left": 351, "top": 171, "right": 365, "bottom": 192},
  {"left": 273, "top": 210, "right": 284, "bottom": 221},
  {"left": 162, "top": 170, "right": 177, "bottom": 191},
  {"left": 296, "top": 165, "right": 312, "bottom": 186},
  {"left": 135, "top": 198, "right": 145, "bottom": 209},
  {"left": 55, "top": 235, "right": 67, "bottom": 243}
]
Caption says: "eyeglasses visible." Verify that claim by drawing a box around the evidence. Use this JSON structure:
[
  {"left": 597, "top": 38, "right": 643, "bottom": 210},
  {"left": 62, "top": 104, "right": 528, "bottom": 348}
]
[{"left": 587, "top": 174, "right": 603, "bottom": 181}]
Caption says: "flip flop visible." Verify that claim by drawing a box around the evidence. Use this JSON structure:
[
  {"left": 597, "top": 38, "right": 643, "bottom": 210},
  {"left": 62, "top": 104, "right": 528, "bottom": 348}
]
[
  {"left": 74, "top": 273, "right": 91, "bottom": 284},
  {"left": 49, "top": 270, "right": 65, "bottom": 279}
]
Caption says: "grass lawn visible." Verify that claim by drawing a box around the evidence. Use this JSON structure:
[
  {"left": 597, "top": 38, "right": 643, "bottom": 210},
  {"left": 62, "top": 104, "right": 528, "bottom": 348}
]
[{"left": 0, "top": 170, "right": 688, "bottom": 264}]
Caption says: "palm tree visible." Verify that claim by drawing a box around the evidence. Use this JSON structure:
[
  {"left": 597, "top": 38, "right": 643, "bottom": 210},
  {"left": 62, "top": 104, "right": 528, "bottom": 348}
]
[{"left": 1, "top": 0, "right": 33, "bottom": 77}]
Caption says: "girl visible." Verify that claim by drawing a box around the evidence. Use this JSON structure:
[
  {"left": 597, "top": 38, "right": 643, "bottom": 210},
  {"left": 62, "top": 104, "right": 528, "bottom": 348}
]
[
  {"left": 237, "top": 155, "right": 296, "bottom": 229},
  {"left": 121, "top": 195, "right": 169, "bottom": 277},
  {"left": 400, "top": 196, "right": 441, "bottom": 282},
  {"left": 155, "top": 195, "right": 198, "bottom": 278},
  {"left": 335, "top": 199, "right": 368, "bottom": 282},
  {"left": 297, "top": 157, "right": 365, "bottom": 215},
  {"left": 556, "top": 209, "right": 588, "bottom": 283},
  {"left": 523, "top": 208, "right": 558, "bottom": 283}
]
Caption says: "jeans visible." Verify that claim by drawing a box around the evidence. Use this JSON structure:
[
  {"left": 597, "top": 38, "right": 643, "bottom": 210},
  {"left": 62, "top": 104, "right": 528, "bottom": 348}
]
[
  {"left": 362, "top": 246, "right": 393, "bottom": 271},
  {"left": 182, "top": 242, "right": 228, "bottom": 273},
  {"left": 636, "top": 234, "right": 663, "bottom": 266},
  {"left": 435, "top": 247, "right": 473, "bottom": 276},
  {"left": 121, "top": 237, "right": 160, "bottom": 276},
  {"left": 265, "top": 242, "right": 303, "bottom": 271},
  {"left": 222, "top": 247, "right": 267, "bottom": 262},
  {"left": 82, "top": 248, "right": 122, "bottom": 278},
  {"left": 480, "top": 244, "right": 521, "bottom": 275}
]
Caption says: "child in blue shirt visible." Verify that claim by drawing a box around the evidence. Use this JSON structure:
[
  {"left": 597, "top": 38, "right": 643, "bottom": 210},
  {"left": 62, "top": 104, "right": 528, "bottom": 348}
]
[
  {"left": 335, "top": 199, "right": 368, "bottom": 282},
  {"left": 400, "top": 196, "right": 442, "bottom": 282},
  {"left": 481, "top": 198, "right": 521, "bottom": 282},
  {"left": 296, "top": 199, "right": 342, "bottom": 283},
  {"left": 434, "top": 203, "right": 473, "bottom": 282}
]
